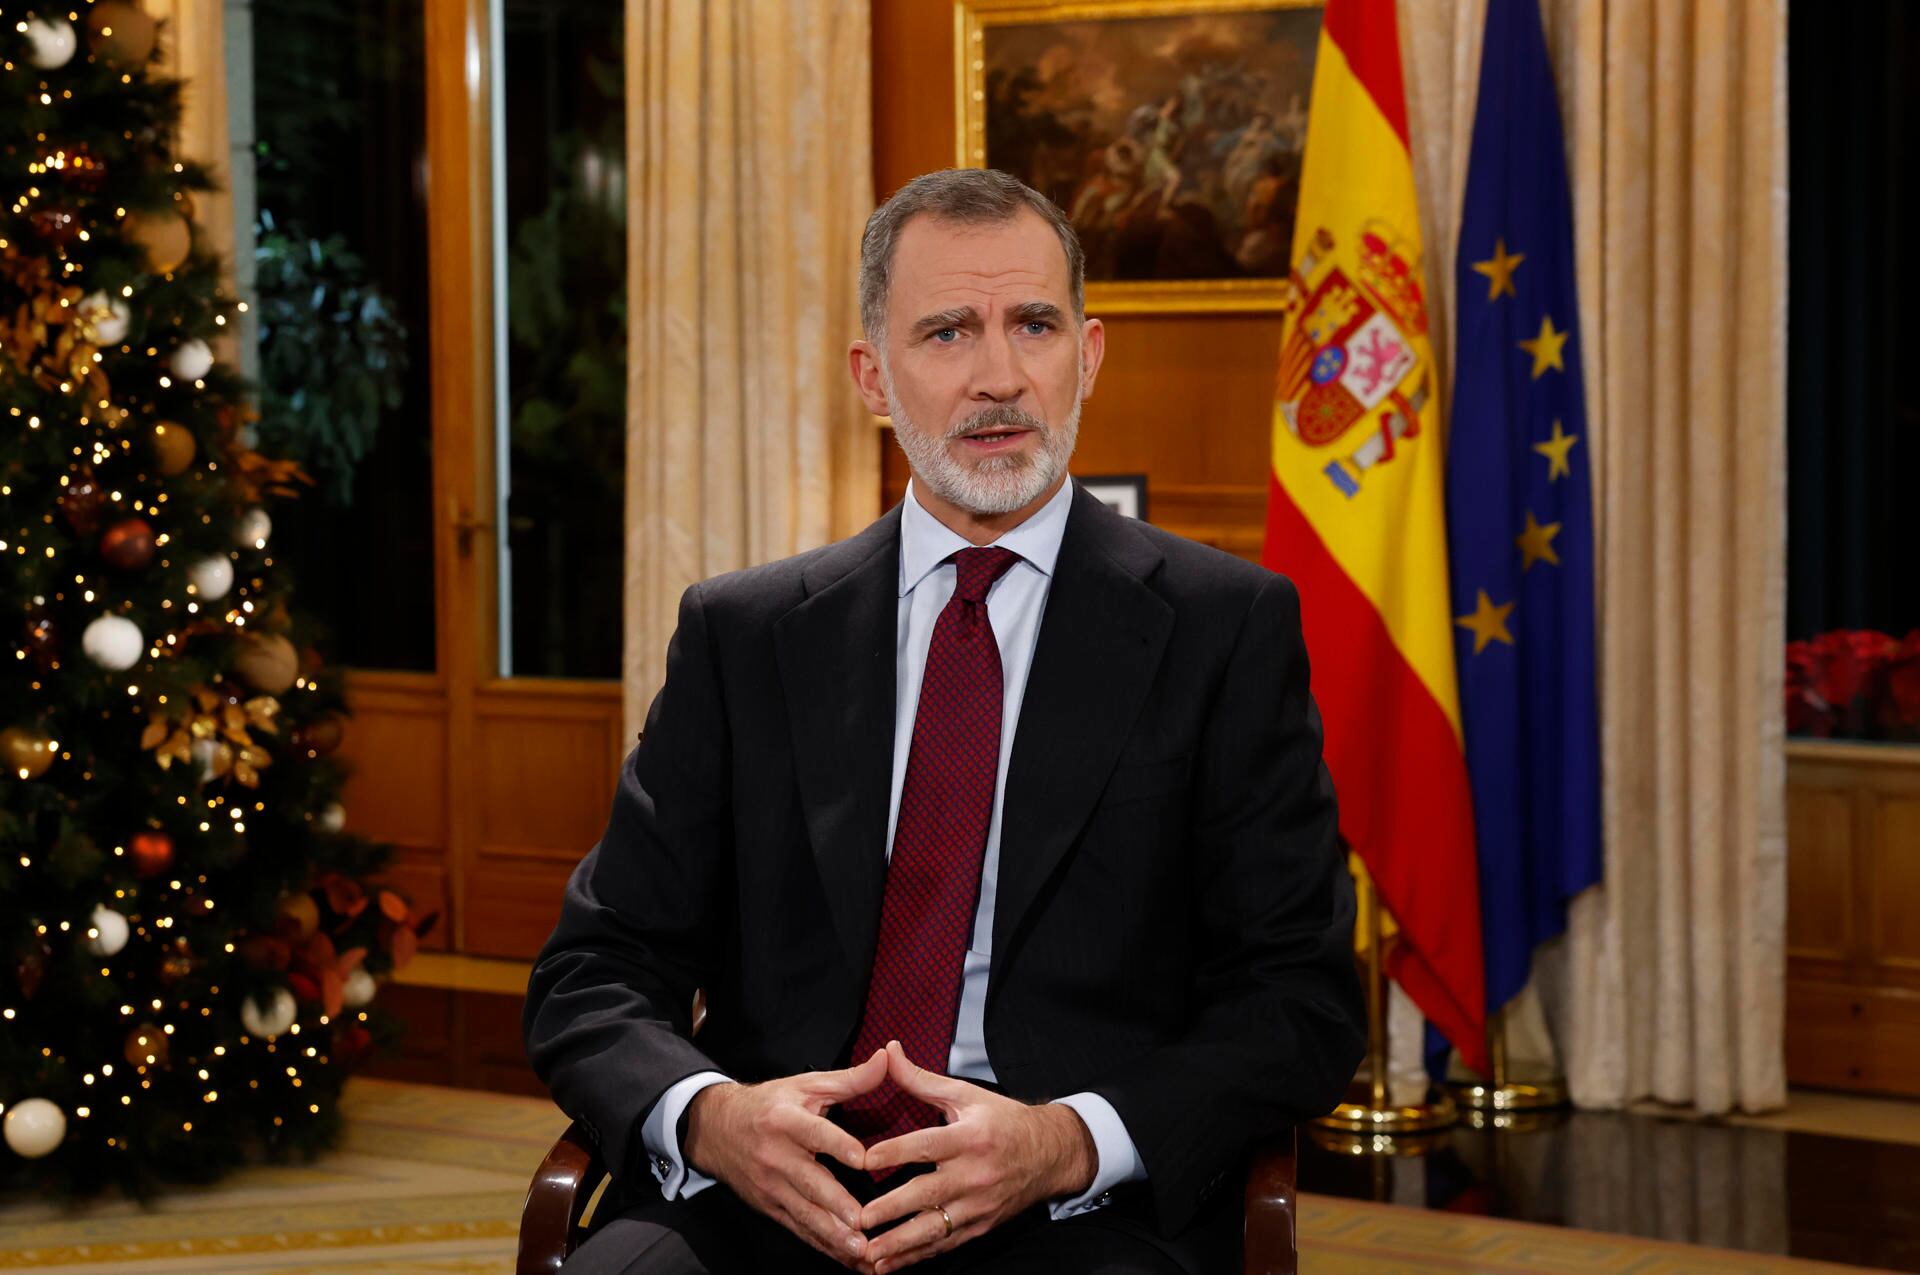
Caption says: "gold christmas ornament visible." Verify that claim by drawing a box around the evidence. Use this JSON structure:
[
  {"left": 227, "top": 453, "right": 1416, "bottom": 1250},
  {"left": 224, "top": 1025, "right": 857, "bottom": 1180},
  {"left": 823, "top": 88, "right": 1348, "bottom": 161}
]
[
  {"left": 124, "top": 1023, "right": 169, "bottom": 1068},
  {"left": 233, "top": 633, "right": 298, "bottom": 695},
  {"left": 123, "top": 209, "right": 191, "bottom": 275},
  {"left": 150, "top": 421, "right": 196, "bottom": 475},
  {"left": 279, "top": 892, "right": 320, "bottom": 939},
  {"left": 0, "top": 726, "right": 57, "bottom": 780},
  {"left": 86, "top": 3, "right": 158, "bottom": 67}
]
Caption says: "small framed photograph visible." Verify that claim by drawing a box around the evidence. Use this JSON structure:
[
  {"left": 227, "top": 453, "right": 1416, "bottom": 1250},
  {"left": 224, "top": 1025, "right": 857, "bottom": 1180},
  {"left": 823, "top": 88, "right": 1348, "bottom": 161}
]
[
  {"left": 1078, "top": 473, "right": 1148, "bottom": 520},
  {"left": 956, "top": 0, "right": 1324, "bottom": 314}
]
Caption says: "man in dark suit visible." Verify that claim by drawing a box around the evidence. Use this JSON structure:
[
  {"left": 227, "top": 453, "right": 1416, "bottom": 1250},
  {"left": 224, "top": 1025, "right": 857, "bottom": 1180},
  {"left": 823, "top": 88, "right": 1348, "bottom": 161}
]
[{"left": 524, "top": 168, "right": 1365, "bottom": 1275}]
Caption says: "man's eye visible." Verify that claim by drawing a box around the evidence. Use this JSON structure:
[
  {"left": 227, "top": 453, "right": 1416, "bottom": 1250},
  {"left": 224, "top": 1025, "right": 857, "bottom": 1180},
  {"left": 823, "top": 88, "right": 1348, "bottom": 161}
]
[
  {"left": 1023, "top": 320, "right": 1052, "bottom": 335},
  {"left": 932, "top": 328, "right": 959, "bottom": 343}
]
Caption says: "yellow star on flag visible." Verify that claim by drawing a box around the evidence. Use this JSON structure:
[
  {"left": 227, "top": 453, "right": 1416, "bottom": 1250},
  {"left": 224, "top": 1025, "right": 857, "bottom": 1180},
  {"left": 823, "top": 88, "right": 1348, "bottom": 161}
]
[
  {"left": 1515, "top": 511, "right": 1562, "bottom": 571},
  {"left": 1455, "top": 590, "right": 1515, "bottom": 655},
  {"left": 1518, "top": 314, "right": 1568, "bottom": 379},
  {"left": 1534, "top": 419, "right": 1579, "bottom": 481},
  {"left": 1472, "top": 237, "right": 1525, "bottom": 300}
]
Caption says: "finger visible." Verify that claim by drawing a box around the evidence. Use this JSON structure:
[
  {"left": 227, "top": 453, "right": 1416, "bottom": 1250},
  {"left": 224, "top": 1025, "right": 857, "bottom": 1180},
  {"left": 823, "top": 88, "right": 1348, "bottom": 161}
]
[
  {"left": 859, "top": 1167, "right": 950, "bottom": 1232},
  {"left": 866, "top": 1205, "right": 959, "bottom": 1272},
  {"left": 884, "top": 1040, "right": 968, "bottom": 1110},
  {"left": 789, "top": 1157, "right": 867, "bottom": 1232},
  {"left": 862, "top": 1124, "right": 962, "bottom": 1176},
  {"left": 795, "top": 1111, "right": 869, "bottom": 1172},
  {"left": 775, "top": 1189, "right": 870, "bottom": 1268},
  {"left": 809, "top": 1047, "right": 890, "bottom": 1102}
]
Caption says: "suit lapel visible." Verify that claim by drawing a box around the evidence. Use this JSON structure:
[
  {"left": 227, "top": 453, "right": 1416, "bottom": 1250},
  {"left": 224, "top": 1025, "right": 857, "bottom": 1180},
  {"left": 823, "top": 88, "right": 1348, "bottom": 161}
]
[
  {"left": 991, "top": 486, "right": 1173, "bottom": 973},
  {"left": 773, "top": 509, "right": 901, "bottom": 984}
]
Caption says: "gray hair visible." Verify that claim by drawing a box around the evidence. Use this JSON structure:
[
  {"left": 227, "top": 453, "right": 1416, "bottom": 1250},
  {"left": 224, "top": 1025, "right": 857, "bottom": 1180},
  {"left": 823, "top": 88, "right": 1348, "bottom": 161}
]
[{"left": 858, "top": 168, "right": 1085, "bottom": 343}]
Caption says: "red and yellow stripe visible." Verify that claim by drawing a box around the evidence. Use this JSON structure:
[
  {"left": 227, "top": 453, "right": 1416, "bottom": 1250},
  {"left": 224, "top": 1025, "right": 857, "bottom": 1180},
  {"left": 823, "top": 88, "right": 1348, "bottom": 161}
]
[{"left": 1262, "top": 0, "right": 1488, "bottom": 1072}]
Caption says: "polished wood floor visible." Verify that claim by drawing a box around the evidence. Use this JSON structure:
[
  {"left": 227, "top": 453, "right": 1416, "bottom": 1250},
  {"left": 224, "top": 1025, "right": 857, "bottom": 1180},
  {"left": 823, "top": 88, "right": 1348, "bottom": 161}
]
[{"left": 365, "top": 968, "right": 1920, "bottom": 1273}]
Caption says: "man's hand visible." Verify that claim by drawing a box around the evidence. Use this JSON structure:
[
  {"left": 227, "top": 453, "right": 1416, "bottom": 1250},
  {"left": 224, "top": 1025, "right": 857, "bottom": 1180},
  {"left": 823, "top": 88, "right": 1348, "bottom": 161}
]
[
  {"left": 858, "top": 1041, "right": 1098, "bottom": 1274},
  {"left": 684, "top": 1047, "right": 889, "bottom": 1270}
]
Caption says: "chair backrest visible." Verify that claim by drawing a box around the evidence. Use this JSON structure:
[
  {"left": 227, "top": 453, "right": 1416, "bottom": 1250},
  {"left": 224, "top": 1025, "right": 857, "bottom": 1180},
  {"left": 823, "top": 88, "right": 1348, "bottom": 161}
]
[{"left": 517, "top": 1120, "right": 607, "bottom": 1275}]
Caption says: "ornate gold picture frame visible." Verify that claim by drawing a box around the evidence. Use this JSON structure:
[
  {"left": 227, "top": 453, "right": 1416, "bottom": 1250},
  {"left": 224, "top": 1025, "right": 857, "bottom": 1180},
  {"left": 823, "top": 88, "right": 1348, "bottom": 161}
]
[{"left": 954, "top": 0, "right": 1323, "bottom": 315}]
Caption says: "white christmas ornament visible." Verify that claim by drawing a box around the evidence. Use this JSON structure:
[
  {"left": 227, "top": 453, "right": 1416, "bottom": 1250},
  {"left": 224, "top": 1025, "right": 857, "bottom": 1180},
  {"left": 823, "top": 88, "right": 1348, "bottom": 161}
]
[
  {"left": 240, "top": 987, "right": 298, "bottom": 1038},
  {"left": 24, "top": 18, "right": 77, "bottom": 69},
  {"left": 81, "top": 613, "right": 143, "bottom": 671},
  {"left": 234, "top": 508, "right": 272, "bottom": 550},
  {"left": 187, "top": 554, "right": 234, "bottom": 600},
  {"left": 77, "top": 291, "right": 131, "bottom": 346},
  {"left": 341, "top": 968, "right": 377, "bottom": 1009},
  {"left": 190, "top": 736, "right": 219, "bottom": 782},
  {"left": 170, "top": 339, "right": 214, "bottom": 382},
  {"left": 84, "top": 905, "right": 130, "bottom": 957},
  {"left": 3, "top": 1098, "right": 67, "bottom": 1159},
  {"left": 317, "top": 802, "right": 346, "bottom": 835}
]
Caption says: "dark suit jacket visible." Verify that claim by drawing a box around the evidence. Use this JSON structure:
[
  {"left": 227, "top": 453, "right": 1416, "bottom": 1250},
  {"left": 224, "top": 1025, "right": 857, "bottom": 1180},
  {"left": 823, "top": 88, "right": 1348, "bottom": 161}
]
[{"left": 523, "top": 483, "right": 1366, "bottom": 1238}]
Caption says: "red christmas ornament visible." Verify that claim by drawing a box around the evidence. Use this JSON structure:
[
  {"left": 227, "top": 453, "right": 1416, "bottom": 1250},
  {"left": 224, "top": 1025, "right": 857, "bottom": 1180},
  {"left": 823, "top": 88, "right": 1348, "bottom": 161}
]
[
  {"left": 64, "top": 146, "right": 108, "bottom": 195},
  {"left": 29, "top": 205, "right": 80, "bottom": 246},
  {"left": 59, "top": 471, "right": 108, "bottom": 536},
  {"left": 300, "top": 716, "right": 344, "bottom": 756},
  {"left": 99, "top": 517, "right": 156, "bottom": 571},
  {"left": 22, "top": 609, "right": 59, "bottom": 669},
  {"left": 129, "top": 831, "right": 175, "bottom": 877}
]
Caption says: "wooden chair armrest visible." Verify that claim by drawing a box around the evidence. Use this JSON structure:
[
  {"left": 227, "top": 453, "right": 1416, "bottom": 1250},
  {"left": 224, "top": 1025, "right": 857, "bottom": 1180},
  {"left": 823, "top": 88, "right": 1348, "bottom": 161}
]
[
  {"left": 518, "top": 1119, "right": 609, "bottom": 1275},
  {"left": 1242, "top": 1127, "right": 1298, "bottom": 1275}
]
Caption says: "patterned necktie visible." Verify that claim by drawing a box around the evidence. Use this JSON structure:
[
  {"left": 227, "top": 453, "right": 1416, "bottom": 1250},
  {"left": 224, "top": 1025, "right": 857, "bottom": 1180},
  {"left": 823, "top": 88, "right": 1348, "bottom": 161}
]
[{"left": 840, "top": 546, "right": 1021, "bottom": 1155}]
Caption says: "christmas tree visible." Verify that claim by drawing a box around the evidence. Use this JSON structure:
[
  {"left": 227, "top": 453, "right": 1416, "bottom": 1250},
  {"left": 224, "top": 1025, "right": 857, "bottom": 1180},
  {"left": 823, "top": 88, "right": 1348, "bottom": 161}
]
[{"left": 0, "top": 4, "right": 431, "bottom": 1197}]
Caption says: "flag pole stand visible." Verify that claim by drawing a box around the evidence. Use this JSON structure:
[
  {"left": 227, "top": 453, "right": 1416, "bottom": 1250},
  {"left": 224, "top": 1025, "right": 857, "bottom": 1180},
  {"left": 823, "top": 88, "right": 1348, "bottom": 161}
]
[
  {"left": 1310, "top": 869, "right": 1456, "bottom": 1154},
  {"left": 1446, "top": 1009, "right": 1570, "bottom": 1131}
]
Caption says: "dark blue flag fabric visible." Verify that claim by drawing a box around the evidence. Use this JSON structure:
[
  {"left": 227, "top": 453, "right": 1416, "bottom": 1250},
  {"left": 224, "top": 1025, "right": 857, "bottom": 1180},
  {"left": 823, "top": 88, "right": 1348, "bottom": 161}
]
[{"left": 1444, "top": 0, "right": 1603, "bottom": 1023}]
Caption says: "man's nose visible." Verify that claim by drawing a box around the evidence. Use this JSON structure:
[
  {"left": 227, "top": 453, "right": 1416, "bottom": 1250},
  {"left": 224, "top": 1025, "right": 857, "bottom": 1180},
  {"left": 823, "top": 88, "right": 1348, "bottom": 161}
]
[{"left": 968, "top": 327, "right": 1023, "bottom": 403}]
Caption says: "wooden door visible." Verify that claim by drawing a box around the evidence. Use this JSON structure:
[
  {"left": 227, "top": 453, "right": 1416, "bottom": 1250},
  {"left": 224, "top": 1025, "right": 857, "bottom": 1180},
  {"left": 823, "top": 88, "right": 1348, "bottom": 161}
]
[{"left": 336, "top": 0, "right": 624, "bottom": 961}]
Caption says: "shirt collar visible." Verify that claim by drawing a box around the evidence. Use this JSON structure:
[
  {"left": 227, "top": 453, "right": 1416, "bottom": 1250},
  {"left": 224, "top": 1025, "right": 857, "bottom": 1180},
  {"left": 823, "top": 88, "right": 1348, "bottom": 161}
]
[{"left": 899, "top": 477, "right": 1073, "bottom": 598}]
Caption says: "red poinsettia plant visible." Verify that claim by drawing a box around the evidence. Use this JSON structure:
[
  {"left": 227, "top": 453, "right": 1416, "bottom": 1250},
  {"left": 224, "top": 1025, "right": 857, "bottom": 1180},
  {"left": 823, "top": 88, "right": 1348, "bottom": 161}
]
[{"left": 1786, "top": 629, "right": 1920, "bottom": 742}]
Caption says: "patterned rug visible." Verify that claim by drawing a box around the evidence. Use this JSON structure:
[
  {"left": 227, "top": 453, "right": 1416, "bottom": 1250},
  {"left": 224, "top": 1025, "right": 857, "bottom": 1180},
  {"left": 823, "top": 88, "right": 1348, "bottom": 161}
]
[{"left": 0, "top": 1079, "right": 1886, "bottom": 1273}]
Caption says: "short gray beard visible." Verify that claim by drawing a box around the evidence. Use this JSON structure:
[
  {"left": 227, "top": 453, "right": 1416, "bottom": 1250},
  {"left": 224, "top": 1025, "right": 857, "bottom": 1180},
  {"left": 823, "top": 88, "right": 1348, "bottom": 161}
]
[{"left": 883, "top": 368, "right": 1081, "bottom": 518}]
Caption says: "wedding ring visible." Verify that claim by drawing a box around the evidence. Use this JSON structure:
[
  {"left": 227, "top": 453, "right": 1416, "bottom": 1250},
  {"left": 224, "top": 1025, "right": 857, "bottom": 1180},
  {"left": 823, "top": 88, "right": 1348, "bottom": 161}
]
[{"left": 937, "top": 1204, "right": 954, "bottom": 1238}]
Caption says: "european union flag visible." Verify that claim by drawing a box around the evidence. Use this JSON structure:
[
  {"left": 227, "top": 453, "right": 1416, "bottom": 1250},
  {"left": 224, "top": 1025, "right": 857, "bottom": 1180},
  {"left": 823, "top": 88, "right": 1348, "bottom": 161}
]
[{"left": 1444, "top": 0, "right": 1603, "bottom": 1021}]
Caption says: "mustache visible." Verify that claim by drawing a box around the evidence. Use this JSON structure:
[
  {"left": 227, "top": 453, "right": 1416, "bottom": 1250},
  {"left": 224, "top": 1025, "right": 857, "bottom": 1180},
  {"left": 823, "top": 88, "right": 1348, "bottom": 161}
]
[{"left": 945, "top": 405, "right": 1049, "bottom": 440}]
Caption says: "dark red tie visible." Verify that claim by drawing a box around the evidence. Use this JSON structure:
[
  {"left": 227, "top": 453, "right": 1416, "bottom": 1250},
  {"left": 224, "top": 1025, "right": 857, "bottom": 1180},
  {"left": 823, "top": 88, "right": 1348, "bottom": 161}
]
[{"left": 841, "top": 546, "right": 1021, "bottom": 1154}]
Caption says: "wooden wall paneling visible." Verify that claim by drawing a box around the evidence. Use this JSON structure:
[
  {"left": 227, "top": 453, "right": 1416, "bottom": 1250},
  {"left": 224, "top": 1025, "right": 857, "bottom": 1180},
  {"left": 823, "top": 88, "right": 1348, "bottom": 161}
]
[
  {"left": 1786, "top": 742, "right": 1920, "bottom": 1097},
  {"left": 870, "top": 1, "right": 1280, "bottom": 562},
  {"left": 1785, "top": 776, "right": 1853, "bottom": 975},
  {"left": 1873, "top": 794, "right": 1920, "bottom": 988},
  {"left": 338, "top": 674, "right": 451, "bottom": 950},
  {"left": 461, "top": 682, "right": 623, "bottom": 958}
]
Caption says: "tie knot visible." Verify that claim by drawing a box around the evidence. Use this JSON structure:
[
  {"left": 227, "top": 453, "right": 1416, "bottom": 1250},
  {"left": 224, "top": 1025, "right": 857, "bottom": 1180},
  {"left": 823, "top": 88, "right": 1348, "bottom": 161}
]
[{"left": 949, "top": 547, "right": 1020, "bottom": 603}]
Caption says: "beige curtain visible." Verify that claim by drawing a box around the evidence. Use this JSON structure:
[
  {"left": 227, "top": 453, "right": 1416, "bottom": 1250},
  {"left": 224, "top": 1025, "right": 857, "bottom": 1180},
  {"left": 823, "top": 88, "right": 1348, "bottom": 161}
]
[
  {"left": 623, "top": 0, "right": 880, "bottom": 741},
  {"left": 1396, "top": 0, "right": 1789, "bottom": 1114}
]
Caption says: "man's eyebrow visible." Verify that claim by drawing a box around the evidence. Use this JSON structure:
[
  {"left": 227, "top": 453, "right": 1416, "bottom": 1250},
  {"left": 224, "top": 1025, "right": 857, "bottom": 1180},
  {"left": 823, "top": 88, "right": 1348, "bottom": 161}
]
[
  {"left": 1010, "top": 301, "right": 1067, "bottom": 325},
  {"left": 909, "top": 306, "right": 981, "bottom": 335}
]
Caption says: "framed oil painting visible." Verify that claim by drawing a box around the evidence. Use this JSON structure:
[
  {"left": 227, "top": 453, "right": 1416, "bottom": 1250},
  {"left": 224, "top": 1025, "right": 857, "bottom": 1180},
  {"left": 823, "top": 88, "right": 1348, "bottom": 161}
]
[{"left": 955, "top": 0, "right": 1323, "bottom": 314}]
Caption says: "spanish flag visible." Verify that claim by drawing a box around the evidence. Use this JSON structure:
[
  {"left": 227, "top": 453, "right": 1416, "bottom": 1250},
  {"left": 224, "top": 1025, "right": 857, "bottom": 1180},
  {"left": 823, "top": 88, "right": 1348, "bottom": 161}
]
[{"left": 1261, "top": 0, "right": 1488, "bottom": 1074}]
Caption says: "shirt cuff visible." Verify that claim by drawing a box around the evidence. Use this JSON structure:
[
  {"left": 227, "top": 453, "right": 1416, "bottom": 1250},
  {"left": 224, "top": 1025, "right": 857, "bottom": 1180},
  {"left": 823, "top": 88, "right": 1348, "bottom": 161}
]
[
  {"left": 638, "top": 1070, "right": 732, "bottom": 1200},
  {"left": 1047, "top": 1092, "right": 1147, "bottom": 1219}
]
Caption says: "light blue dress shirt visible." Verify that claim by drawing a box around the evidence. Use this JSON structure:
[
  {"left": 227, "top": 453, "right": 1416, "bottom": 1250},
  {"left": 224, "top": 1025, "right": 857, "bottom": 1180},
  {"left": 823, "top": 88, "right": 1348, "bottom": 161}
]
[{"left": 639, "top": 478, "right": 1147, "bottom": 1218}]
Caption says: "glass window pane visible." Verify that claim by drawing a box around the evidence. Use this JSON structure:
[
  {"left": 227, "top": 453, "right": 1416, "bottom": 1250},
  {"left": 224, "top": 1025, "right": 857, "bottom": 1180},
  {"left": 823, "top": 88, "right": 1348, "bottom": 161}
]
[
  {"left": 229, "top": 0, "right": 436, "bottom": 673},
  {"left": 495, "top": 0, "right": 626, "bottom": 680}
]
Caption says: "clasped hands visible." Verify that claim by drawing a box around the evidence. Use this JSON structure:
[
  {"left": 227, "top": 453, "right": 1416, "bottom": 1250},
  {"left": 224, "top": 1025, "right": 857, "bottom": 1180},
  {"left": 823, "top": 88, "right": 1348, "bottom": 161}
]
[{"left": 683, "top": 1040, "right": 1097, "bottom": 1273}]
